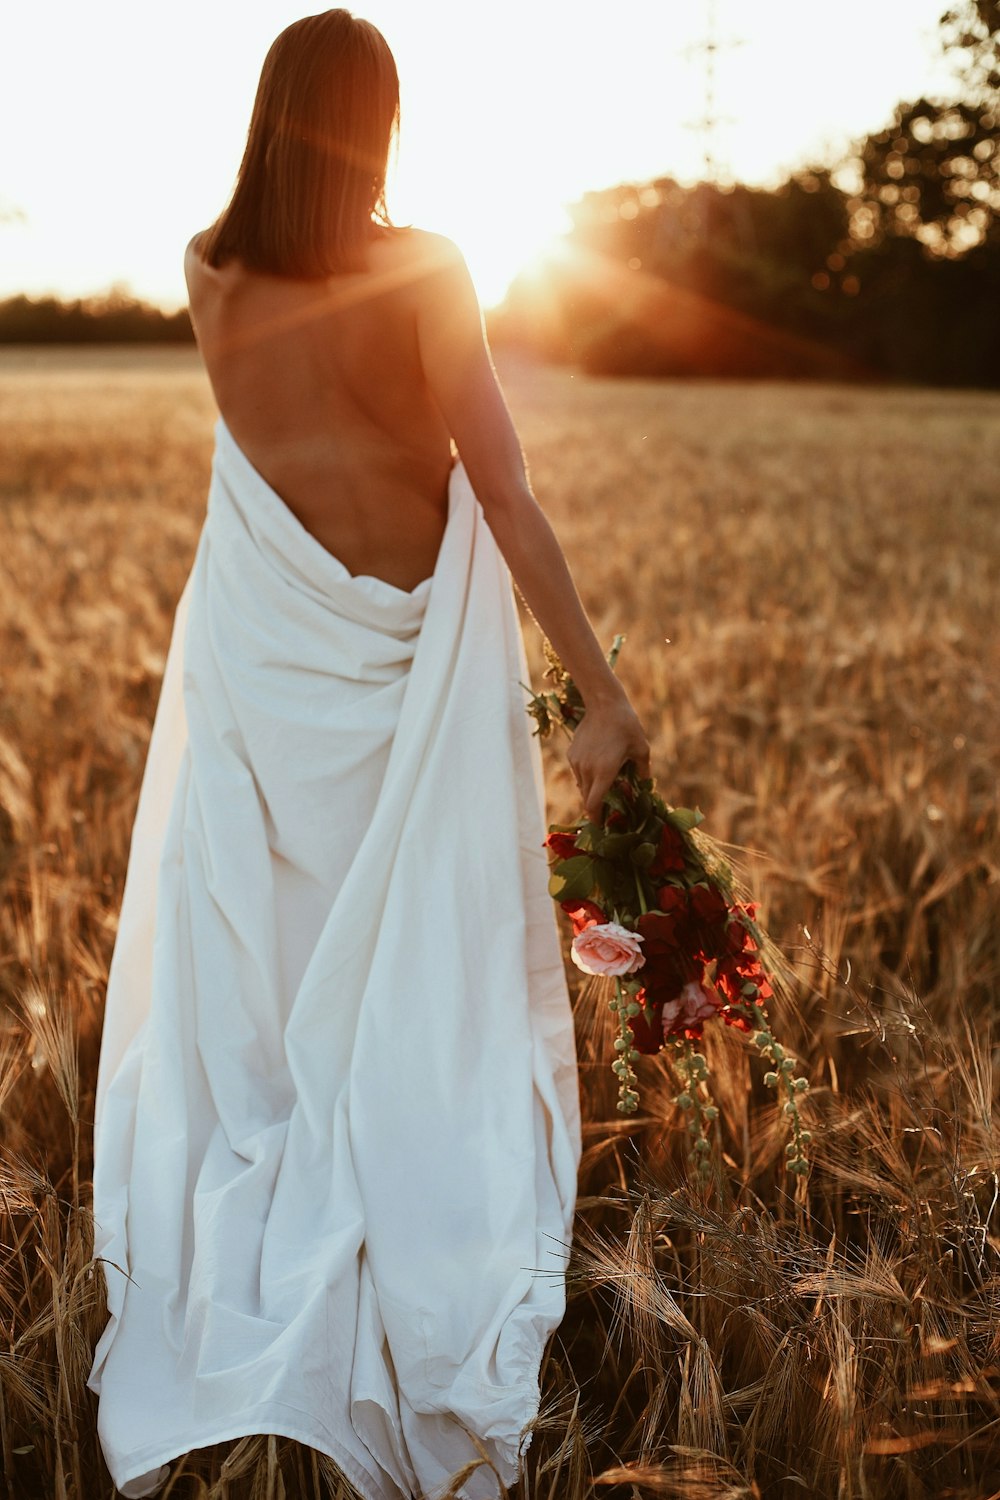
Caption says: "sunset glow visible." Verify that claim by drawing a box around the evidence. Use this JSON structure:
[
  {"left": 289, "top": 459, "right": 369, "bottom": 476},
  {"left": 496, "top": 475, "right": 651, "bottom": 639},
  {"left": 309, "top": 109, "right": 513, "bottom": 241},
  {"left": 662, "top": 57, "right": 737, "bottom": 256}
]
[{"left": 1, "top": 0, "right": 957, "bottom": 310}]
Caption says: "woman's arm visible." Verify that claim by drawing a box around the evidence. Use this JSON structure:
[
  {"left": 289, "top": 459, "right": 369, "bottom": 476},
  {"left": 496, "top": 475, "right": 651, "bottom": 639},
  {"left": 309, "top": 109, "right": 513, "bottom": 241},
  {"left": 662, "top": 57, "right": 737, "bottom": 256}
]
[{"left": 413, "top": 233, "right": 652, "bottom": 821}]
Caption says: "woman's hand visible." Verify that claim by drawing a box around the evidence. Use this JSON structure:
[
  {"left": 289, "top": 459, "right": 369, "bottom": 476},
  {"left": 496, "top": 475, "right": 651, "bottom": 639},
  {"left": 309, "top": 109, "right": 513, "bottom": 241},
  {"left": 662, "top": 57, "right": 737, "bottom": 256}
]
[{"left": 567, "top": 689, "right": 652, "bottom": 824}]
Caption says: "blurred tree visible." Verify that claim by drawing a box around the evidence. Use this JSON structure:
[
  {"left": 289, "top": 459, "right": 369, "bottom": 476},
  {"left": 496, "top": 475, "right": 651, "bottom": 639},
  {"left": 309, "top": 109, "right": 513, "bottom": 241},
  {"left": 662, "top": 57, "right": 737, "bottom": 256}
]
[
  {"left": 847, "top": 2, "right": 999, "bottom": 256},
  {"left": 0, "top": 291, "right": 193, "bottom": 343},
  {"left": 495, "top": 0, "right": 1000, "bottom": 386},
  {"left": 526, "top": 171, "right": 862, "bottom": 379},
  {"left": 941, "top": 0, "right": 1000, "bottom": 100},
  {"left": 849, "top": 95, "right": 999, "bottom": 256}
]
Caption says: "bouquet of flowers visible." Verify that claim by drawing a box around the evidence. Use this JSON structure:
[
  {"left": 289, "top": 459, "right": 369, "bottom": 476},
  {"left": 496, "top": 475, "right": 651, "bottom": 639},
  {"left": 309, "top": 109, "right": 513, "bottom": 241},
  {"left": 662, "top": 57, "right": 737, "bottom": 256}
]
[{"left": 526, "top": 635, "right": 810, "bottom": 1177}]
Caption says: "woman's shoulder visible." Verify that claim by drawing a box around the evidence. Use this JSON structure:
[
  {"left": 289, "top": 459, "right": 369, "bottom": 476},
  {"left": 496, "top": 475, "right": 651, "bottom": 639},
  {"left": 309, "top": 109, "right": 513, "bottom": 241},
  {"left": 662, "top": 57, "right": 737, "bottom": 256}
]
[
  {"left": 184, "top": 229, "right": 210, "bottom": 266},
  {"left": 183, "top": 230, "right": 216, "bottom": 297},
  {"left": 372, "top": 225, "right": 468, "bottom": 278}
]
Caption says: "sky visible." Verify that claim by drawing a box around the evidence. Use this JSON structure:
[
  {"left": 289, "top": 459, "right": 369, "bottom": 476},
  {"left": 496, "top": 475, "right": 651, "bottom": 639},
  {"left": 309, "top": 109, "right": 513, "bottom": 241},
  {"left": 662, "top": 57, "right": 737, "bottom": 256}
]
[{"left": 0, "top": 0, "right": 959, "bottom": 310}]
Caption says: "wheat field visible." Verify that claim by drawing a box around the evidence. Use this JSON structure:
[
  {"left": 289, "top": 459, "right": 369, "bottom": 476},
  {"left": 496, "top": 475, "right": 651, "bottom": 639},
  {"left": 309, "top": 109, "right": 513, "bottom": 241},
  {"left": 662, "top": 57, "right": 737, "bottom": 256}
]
[{"left": 1, "top": 346, "right": 999, "bottom": 1499}]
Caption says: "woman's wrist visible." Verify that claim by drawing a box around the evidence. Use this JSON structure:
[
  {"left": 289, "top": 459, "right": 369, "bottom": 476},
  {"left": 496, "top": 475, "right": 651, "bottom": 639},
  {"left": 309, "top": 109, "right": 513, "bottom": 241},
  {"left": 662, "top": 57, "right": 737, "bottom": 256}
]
[{"left": 577, "top": 671, "right": 629, "bottom": 710}]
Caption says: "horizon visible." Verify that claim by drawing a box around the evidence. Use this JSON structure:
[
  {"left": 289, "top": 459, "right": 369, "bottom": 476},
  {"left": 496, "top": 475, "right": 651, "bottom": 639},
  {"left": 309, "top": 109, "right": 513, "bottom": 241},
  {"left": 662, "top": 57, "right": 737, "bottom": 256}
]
[{"left": 1, "top": 0, "right": 958, "bottom": 311}]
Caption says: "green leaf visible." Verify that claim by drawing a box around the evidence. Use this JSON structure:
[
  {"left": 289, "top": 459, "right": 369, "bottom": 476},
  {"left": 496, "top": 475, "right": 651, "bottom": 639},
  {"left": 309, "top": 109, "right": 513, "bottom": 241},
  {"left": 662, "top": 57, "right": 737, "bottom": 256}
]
[
  {"left": 601, "top": 786, "right": 630, "bottom": 817},
  {"left": 594, "top": 860, "right": 624, "bottom": 903},
  {"left": 631, "top": 841, "right": 658, "bottom": 869},
  {"left": 650, "top": 794, "right": 671, "bottom": 824},
  {"left": 595, "top": 830, "right": 642, "bottom": 859},
  {"left": 667, "top": 806, "right": 705, "bottom": 832},
  {"left": 548, "top": 856, "right": 600, "bottom": 904}
]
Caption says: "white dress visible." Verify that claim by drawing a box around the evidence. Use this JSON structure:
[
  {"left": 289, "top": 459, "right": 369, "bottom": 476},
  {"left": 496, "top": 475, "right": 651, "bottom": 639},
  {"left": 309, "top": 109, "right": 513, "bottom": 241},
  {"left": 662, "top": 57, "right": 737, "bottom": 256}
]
[{"left": 86, "top": 418, "right": 582, "bottom": 1499}]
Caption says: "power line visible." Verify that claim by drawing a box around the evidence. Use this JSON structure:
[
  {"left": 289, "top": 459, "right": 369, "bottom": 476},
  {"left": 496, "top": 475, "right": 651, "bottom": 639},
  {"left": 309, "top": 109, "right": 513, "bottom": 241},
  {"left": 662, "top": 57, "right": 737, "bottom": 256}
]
[
  {"left": 678, "top": 0, "right": 756, "bottom": 253},
  {"left": 681, "top": 0, "right": 746, "bottom": 184}
]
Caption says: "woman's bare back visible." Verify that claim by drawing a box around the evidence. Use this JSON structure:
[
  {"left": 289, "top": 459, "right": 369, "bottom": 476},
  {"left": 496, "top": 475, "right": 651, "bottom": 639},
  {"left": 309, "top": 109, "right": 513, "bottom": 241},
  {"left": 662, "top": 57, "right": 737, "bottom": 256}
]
[{"left": 184, "top": 227, "right": 457, "bottom": 592}]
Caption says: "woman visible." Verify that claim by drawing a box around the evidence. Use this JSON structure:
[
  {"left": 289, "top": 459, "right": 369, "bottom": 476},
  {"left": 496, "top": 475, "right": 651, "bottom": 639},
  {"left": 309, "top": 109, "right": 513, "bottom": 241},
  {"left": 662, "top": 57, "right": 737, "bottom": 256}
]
[{"left": 87, "top": 10, "right": 650, "bottom": 1499}]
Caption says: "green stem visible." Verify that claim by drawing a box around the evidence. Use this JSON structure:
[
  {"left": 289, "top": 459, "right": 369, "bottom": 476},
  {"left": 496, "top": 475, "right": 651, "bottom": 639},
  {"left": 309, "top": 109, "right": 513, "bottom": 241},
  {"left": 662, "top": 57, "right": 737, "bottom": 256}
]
[
  {"left": 750, "top": 1003, "right": 810, "bottom": 1175},
  {"left": 670, "top": 1041, "right": 718, "bottom": 1186},
  {"left": 633, "top": 869, "right": 648, "bottom": 915},
  {"left": 610, "top": 977, "right": 639, "bottom": 1113}
]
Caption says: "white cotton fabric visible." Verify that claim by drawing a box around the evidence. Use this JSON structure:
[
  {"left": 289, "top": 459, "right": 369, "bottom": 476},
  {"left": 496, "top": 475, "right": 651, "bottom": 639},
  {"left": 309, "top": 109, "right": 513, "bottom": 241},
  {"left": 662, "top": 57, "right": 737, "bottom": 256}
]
[{"left": 86, "top": 417, "right": 582, "bottom": 1500}]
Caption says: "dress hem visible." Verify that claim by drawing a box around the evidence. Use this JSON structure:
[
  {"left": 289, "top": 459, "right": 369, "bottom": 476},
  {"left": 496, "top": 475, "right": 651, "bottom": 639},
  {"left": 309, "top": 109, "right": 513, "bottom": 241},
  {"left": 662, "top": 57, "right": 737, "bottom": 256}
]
[
  {"left": 110, "top": 1406, "right": 388, "bottom": 1500},
  {"left": 109, "top": 1388, "right": 540, "bottom": 1500}
]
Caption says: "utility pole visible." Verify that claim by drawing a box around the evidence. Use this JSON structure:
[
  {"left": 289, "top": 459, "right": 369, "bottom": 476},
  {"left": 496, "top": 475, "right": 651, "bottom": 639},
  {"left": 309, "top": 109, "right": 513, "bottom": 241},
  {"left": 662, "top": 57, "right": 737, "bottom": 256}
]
[{"left": 680, "top": 0, "right": 754, "bottom": 252}]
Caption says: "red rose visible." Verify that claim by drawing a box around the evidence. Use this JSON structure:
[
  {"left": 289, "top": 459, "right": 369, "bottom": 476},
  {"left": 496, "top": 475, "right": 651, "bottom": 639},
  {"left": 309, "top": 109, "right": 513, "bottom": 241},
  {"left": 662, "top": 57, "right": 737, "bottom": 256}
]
[
  {"left": 544, "top": 830, "right": 581, "bottom": 861},
  {"left": 640, "top": 890, "right": 703, "bottom": 960},
  {"left": 638, "top": 888, "right": 692, "bottom": 948},
  {"left": 649, "top": 821, "right": 687, "bottom": 877},
  {"left": 716, "top": 956, "right": 773, "bottom": 1006},
  {"left": 723, "top": 916, "right": 752, "bottom": 956},
  {"left": 689, "top": 883, "right": 729, "bottom": 929},
  {"left": 628, "top": 989, "right": 664, "bottom": 1054},
  {"left": 721, "top": 1007, "right": 754, "bottom": 1033},
  {"left": 637, "top": 907, "right": 685, "bottom": 953},
  {"left": 560, "top": 898, "right": 605, "bottom": 935},
  {"left": 654, "top": 884, "right": 688, "bottom": 914}
]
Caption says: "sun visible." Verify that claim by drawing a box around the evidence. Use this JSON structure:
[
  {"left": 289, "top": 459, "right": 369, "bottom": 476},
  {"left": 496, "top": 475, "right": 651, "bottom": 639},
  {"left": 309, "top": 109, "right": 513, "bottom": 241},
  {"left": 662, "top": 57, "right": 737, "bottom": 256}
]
[
  {"left": 386, "top": 149, "right": 574, "bottom": 309},
  {"left": 459, "top": 213, "right": 574, "bottom": 309}
]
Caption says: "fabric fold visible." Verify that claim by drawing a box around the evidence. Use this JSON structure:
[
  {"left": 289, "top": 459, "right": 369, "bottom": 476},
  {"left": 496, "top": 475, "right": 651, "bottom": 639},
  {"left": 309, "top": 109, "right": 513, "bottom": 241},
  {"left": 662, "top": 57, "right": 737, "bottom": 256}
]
[{"left": 87, "top": 417, "right": 582, "bottom": 1500}]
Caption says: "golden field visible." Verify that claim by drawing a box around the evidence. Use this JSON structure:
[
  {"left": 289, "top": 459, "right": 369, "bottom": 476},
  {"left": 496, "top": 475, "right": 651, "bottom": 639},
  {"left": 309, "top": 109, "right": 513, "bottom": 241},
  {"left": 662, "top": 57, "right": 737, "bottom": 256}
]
[{"left": 1, "top": 345, "right": 999, "bottom": 1499}]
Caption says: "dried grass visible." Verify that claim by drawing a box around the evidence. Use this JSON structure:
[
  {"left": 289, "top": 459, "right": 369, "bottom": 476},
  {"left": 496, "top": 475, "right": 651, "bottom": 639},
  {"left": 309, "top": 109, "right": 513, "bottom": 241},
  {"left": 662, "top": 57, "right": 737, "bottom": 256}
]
[{"left": 1, "top": 348, "right": 999, "bottom": 1497}]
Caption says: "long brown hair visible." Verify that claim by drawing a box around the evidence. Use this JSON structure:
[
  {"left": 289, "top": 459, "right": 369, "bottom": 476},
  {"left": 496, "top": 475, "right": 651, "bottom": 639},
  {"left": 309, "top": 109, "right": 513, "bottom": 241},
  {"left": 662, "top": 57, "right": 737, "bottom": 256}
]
[{"left": 201, "top": 10, "right": 400, "bottom": 277}]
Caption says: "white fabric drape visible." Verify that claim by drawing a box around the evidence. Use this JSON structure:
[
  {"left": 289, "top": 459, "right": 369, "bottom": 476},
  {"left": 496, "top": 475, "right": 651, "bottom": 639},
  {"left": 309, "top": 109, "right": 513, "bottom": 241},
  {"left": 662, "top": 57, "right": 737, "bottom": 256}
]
[{"left": 86, "top": 418, "right": 582, "bottom": 1500}]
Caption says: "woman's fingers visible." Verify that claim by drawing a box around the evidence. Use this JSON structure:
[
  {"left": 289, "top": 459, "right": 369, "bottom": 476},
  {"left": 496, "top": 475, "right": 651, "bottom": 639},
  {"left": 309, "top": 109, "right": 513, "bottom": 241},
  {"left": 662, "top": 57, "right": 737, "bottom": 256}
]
[
  {"left": 586, "top": 788, "right": 605, "bottom": 824},
  {"left": 581, "top": 760, "right": 621, "bottom": 823},
  {"left": 571, "top": 759, "right": 597, "bottom": 822},
  {"left": 567, "top": 697, "right": 653, "bottom": 822}
]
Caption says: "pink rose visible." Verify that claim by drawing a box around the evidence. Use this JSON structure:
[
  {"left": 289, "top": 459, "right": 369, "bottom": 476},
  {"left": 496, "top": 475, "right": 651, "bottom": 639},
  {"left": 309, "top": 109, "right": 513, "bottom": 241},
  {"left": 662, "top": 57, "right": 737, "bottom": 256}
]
[
  {"left": 570, "top": 921, "right": 646, "bottom": 977},
  {"left": 661, "top": 979, "right": 720, "bottom": 1039}
]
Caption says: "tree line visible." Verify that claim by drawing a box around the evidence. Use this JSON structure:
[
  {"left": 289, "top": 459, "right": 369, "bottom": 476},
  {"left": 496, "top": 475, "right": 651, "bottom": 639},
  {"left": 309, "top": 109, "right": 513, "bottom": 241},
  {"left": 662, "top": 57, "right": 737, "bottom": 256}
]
[
  {"left": 0, "top": 287, "right": 192, "bottom": 343},
  {"left": 493, "top": 2, "right": 1000, "bottom": 387},
  {"left": 2, "top": 2, "right": 996, "bottom": 386}
]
